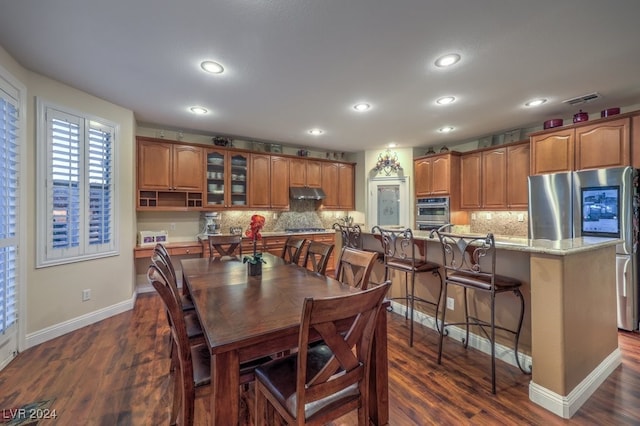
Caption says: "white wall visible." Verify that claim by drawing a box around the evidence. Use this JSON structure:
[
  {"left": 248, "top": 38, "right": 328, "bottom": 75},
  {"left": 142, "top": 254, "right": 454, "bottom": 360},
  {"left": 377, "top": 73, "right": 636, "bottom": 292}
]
[{"left": 0, "top": 44, "right": 137, "bottom": 344}]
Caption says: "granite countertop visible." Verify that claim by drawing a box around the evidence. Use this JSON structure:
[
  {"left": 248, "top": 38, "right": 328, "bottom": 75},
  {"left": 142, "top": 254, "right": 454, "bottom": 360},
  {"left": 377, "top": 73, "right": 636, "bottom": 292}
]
[{"left": 411, "top": 230, "right": 621, "bottom": 256}]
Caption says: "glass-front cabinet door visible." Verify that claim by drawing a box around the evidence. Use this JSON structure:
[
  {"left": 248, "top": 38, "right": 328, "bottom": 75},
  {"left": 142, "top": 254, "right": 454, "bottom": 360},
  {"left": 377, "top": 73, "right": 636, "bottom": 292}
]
[
  {"left": 205, "top": 149, "right": 249, "bottom": 208},
  {"left": 228, "top": 153, "right": 248, "bottom": 208}
]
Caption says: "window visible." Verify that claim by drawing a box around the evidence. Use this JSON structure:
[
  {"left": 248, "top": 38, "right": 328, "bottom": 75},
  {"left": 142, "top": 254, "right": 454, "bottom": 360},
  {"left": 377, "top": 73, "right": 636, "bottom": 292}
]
[
  {"left": 0, "top": 82, "right": 19, "bottom": 336},
  {"left": 36, "top": 100, "right": 118, "bottom": 267}
]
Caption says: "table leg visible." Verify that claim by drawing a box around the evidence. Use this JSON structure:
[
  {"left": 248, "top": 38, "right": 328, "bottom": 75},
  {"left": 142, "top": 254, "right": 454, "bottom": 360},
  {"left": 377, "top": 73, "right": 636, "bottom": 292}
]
[
  {"left": 369, "top": 308, "right": 389, "bottom": 425},
  {"left": 212, "top": 350, "right": 240, "bottom": 425}
]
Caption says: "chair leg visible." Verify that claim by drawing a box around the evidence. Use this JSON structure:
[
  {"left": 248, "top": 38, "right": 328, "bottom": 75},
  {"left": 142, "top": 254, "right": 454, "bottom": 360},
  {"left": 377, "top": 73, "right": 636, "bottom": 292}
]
[
  {"left": 463, "top": 287, "right": 470, "bottom": 348},
  {"left": 433, "top": 269, "right": 443, "bottom": 335},
  {"left": 409, "top": 271, "right": 415, "bottom": 347},
  {"left": 437, "top": 283, "right": 449, "bottom": 364},
  {"left": 512, "top": 288, "right": 531, "bottom": 374},
  {"left": 490, "top": 292, "right": 497, "bottom": 394}
]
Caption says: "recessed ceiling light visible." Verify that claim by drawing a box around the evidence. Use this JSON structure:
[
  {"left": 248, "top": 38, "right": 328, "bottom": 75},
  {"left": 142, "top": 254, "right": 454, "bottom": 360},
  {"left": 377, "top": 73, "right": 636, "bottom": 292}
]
[
  {"left": 525, "top": 98, "right": 547, "bottom": 107},
  {"left": 436, "top": 96, "right": 456, "bottom": 105},
  {"left": 190, "top": 106, "right": 208, "bottom": 115},
  {"left": 201, "top": 61, "right": 224, "bottom": 74},
  {"left": 439, "top": 126, "right": 455, "bottom": 133},
  {"left": 435, "top": 53, "right": 461, "bottom": 68},
  {"left": 388, "top": 143, "right": 397, "bottom": 148},
  {"left": 353, "top": 103, "right": 371, "bottom": 112},
  {"left": 308, "top": 128, "right": 324, "bottom": 136}
]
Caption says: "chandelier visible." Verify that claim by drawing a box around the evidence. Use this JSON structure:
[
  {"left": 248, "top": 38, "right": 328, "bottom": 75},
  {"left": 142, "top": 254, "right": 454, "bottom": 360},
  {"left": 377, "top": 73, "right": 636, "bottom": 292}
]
[{"left": 374, "top": 149, "right": 402, "bottom": 176}]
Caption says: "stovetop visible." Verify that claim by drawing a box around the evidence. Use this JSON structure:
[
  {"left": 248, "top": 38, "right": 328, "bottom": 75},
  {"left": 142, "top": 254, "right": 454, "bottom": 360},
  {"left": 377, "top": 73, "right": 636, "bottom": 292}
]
[{"left": 284, "top": 227, "right": 327, "bottom": 233}]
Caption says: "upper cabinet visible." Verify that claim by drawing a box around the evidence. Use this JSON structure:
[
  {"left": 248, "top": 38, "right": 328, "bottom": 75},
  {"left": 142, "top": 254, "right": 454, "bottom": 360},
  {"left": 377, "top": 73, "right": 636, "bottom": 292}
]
[
  {"left": 531, "top": 116, "right": 631, "bottom": 175},
  {"left": 249, "top": 154, "right": 271, "bottom": 208},
  {"left": 321, "top": 162, "right": 355, "bottom": 210},
  {"left": 204, "top": 149, "right": 249, "bottom": 209},
  {"left": 290, "top": 158, "right": 322, "bottom": 188},
  {"left": 137, "top": 137, "right": 204, "bottom": 210},
  {"left": 460, "top": 141, "right": 529, "bottom": 210},
  {"left": 270, "top": 156, "right": 290, "bottom": 210},
  {"left": 138, "top": 138, "right": 204, "bottom": 191},
  {"left": 575, "top": 118, "right": 630, "bottom": 170},
  {"left": 506, "top": 142, "right": 530, "bottom": 209},
  {"left": 414, "top": 153, "right": 458, "bottom": 197}
]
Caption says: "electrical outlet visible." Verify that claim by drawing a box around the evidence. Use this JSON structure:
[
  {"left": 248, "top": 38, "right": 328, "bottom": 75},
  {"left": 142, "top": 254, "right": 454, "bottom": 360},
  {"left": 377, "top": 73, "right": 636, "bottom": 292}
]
[
  {"left": 446, "top": 297, "right": 454, "bottom": 310},
  {"left": 170, "top": 222, "right": 176, "bottom": 231},
  {"left": 82, "top": 289, "right": 91, "bottom": 301},
  {"left": 517, "top": 213, "right": 525, "bottom": 222},
  {"left": 485, "top": 213, "right": 492, "bottom": 220},
  {"left": 471, "top": 213, "right": 477, "bottom": 220}
]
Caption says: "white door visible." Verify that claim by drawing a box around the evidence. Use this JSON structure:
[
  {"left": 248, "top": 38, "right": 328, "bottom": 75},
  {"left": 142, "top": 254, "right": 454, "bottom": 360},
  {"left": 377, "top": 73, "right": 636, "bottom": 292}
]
[
  {"left": 367, "top": 177, "right": 410, "bottom": 228},
  {"left": 0, "top": 68, "right": 23, "bottom": 370}
]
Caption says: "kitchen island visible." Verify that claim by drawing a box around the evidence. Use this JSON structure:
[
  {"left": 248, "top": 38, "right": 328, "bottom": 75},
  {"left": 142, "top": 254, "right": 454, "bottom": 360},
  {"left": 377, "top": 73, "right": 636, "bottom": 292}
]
[{"left": 353, "top": 230, "right": 621, "bottom": 419}]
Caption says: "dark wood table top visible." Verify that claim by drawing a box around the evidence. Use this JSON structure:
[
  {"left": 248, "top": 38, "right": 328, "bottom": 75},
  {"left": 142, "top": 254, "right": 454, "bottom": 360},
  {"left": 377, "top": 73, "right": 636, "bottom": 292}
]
[{"left": 181, "top": 253, "right": 366, "bottom": 354}]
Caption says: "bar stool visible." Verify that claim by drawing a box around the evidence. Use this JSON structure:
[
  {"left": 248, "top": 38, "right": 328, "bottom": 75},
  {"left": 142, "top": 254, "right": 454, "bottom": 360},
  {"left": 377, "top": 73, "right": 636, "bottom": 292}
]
[
  {"left": 434, "top": 231, "right": 530, "bottom": 394},
  {"left": 332, "top": 222, "right": 362, "bottom": 249},
  {"left": 371, "top": 226, "right": 443, "bottom": 347}
]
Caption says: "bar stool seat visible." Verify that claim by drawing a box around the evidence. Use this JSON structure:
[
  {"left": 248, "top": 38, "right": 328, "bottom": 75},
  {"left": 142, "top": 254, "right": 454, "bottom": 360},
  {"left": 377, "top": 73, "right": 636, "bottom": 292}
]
[
  {"left": 371, "top": 226, "right": 443, "bottom": 347},
  {"left": 434, "top": 231, "right": 531, "bottom": 394}
]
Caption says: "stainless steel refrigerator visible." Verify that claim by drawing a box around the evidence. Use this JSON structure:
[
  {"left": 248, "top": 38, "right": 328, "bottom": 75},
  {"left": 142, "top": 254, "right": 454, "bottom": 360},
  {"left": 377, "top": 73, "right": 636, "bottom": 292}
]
[{"left": 528, "top": 166, "right": 639, "bottom": 331}]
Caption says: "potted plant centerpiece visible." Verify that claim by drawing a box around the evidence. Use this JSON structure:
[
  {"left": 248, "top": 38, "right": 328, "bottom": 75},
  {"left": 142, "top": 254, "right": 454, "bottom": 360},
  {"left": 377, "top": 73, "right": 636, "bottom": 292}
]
[{"left": 243, "top": 214, "right": 267, "bottom": 276}]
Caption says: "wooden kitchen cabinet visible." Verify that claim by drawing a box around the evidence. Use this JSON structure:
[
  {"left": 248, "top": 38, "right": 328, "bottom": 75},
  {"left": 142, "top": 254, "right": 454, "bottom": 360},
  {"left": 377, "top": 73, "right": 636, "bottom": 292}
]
[
  {"left": 137, "top": 137, "right": 204, "bottom": 210},
  {"left": 138, "top": 138, "right": 204, "bottom": 191},
  {"left": 321, "top": 162, "right": 355, "bottom": 210},
  {"left": 249, "top": 153, "right": 271, "bottom": 208},
  {"left": 460, "top": 152, "right": 482, "bottom": 209},
  {"left": 482, "top": 147, "right": 507, "bottom": 208},
  {"left": 270, "top": 155, "right": 290, "bottom": 210},
  {"left": 530, "top": 128, "right": 574, "bottom": 175},
  {"left": 506, "top": 142, "right": 530, "bottom": 209},
  {"left": 290, "top": 158, "right": 322, "bottom": 188},
  {"left": 460, "top": 141, "right": 529, "bottom": 210},
  {"left": 530, "top": 116, "right": 631, "bottom": 174},
  {"left": 204, "top": 149, "right": 249, "bottom": 208},
  {"left": 414, "top": 153, "right": 456, "bottom": 197},
  {"left": 575, "top": 118, "right": 630, "bottom": 170}
]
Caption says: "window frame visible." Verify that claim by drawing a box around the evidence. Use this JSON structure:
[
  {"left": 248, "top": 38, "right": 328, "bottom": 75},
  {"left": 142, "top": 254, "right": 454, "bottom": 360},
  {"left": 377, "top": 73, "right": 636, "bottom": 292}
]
[{"left": 36, "top": 98, "right": 119, "bottom": 268}]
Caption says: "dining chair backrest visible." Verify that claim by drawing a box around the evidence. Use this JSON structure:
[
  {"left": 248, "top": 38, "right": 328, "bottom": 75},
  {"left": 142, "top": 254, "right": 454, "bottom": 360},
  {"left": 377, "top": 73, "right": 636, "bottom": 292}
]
[
  {"left": 333, "top": 223, "right": 362, "bottom": 249},
  {"left": 303, "top": 241, "right": 335, "bottom": 275},
  {"left": 151, "top": 249, "right": 180, "bottom": 297},
  {"left": 281, "top": 236, "right": 306, "bottom": 265},
  {"left": 334, "top": 246, "right": 378, "bottom": 290},
  {"left": 254, "top": 281, "right": 391, "bottom": 425},
  {"left": 208, "top": 234, "right": 242, "bottom": 259},
  {"left": 154, "top": 243, "right": 177, "bottom": 283}
]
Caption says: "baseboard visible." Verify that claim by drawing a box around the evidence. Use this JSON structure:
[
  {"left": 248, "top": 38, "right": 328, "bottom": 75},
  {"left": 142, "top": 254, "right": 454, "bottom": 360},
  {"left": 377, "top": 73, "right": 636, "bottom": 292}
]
[
  {"left": 529, "top": 348, "right": 622, "bottom": 418},
  {"left": 25, "top": 293, "right": 137, "bottom": 349},
  {"left": 389, "top": 300, "right": 533, "bottom": 372}
]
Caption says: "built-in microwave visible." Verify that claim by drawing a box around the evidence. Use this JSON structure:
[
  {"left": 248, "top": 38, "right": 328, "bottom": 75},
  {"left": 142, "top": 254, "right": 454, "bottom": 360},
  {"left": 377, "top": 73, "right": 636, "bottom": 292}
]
[{"left": 416, "top": 196, "right": 450, "bottom": 230}]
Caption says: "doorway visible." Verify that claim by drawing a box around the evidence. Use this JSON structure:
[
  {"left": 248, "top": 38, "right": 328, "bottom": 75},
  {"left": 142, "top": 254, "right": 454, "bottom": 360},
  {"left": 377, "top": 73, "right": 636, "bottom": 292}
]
[{"left": 367, "top": 176, "right": 410, "bottom": 228}]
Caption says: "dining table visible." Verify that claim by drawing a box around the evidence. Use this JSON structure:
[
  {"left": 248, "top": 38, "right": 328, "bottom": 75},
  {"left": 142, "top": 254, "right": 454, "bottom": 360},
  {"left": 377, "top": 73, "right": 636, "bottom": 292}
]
[{"left": 180, "top": 252, "right": 390, "bottom": 425}]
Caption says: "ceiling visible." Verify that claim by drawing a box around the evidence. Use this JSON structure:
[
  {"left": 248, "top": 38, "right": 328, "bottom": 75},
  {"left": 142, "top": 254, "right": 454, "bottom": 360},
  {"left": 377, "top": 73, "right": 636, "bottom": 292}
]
[{"left": 1, "top": 0, "right": 639, "bottom": 153}]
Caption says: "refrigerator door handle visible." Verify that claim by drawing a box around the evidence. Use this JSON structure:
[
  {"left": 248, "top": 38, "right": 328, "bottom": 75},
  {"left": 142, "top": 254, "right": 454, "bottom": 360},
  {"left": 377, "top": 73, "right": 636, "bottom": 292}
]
[{"left": 623, "top": 260, "right": 629, "bottom": 298}]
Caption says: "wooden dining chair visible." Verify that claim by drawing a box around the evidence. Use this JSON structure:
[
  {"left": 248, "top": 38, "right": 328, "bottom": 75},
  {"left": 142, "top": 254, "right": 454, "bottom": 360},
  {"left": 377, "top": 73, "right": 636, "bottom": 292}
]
[
  {"left": 303, "top": 241, "right": 334, "bottom": 275},
  {"left": 153, "top": 244, "right": 195, "bottom": 311},
  {"left": 208, "top": 234, "right": 242, "bottom": 260},
  {"left": 254, "top": 281, "right": 390, "bottom": 425},
  {"left": 281, "top": 236, "right": 307, "bottom": 265},
  {"left": 148, "top": 264, "right": 273, "bottom": 425},
  {"left": 151, "top": 252, "right": 205, "bottom": 351},
  {"left": 334, "top": 246, "right": 378, "bottom": 290}
]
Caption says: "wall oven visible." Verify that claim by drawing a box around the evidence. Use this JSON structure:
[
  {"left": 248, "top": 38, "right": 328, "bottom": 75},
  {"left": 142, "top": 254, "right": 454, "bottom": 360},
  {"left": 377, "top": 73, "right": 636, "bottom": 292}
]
[{"left": 416, "top": 196, "right": 450, "bottom": 230}]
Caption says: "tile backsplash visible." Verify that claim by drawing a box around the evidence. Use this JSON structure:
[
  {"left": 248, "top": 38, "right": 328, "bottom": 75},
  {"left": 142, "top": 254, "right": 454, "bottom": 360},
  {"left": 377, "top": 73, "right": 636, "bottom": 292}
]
[{"left": 469, "top": 211, "right": 528, "bottom": 237}]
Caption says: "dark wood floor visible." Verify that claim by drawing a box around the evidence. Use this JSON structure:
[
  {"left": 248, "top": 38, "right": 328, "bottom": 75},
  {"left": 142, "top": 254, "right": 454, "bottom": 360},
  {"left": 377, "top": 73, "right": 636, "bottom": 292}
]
[{"left": 1, "top": 293, "right": 639, "bottom": 425}]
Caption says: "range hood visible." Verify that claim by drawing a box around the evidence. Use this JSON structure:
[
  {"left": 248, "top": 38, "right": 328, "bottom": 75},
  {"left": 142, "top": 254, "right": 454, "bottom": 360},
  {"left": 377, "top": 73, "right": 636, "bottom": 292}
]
[{"left": 289, "top": 187, "right": 327, "bottom": 200}]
